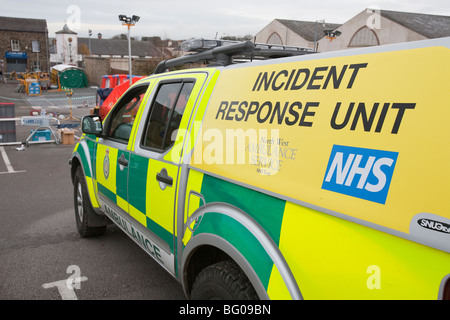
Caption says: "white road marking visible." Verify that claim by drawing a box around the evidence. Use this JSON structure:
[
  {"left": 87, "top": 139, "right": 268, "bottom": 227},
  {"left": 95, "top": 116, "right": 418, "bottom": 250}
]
[
  {"left": 0, "top": 146, "right": 14, "bottom": 172},
  {"left": 42, "top": 265, "right": 87, "bottom": 300},
  {"left": 0, "top": 146, "right": 26, "bottom": 174},
  {"left": 42, "top": 277, "right": 88, "bottom": 300}
]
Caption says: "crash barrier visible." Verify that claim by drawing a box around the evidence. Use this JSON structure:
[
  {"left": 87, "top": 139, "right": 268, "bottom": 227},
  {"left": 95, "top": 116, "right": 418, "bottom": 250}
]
[
  {"left": 0, "top": 115, "right": 64, "bottom": 146},
  {"left": 0, "top": 102, "right": 81, "bottom": 147},
  {"left": 21, "top": 116, "right": 60, "bottom": 146}
]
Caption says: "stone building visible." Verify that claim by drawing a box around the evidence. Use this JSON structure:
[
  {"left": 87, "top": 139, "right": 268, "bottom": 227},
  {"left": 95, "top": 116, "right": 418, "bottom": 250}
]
[
  {"left": 0, "top": 16, "right": 49, "bottom": 73},
  {"left": 49, "top": 25, "right": 164, "bottom": 67},
  {"left": 77, "top": 34, "right": 161, "bottom": 59},
  {"left": 317, "top": 9, "right": 450, "bottom": 52},
  {"left": 255, "top": 9, "right": 450, "bottom": 53},
  {"left": 253, "top": 19, "right": 341, "bottom": 51}
]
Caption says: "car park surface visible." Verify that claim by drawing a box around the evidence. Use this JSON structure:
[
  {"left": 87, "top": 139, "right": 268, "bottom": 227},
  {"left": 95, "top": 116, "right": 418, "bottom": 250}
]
[{"left": 0, "top": 85, "right": 185, "bottom": 300}]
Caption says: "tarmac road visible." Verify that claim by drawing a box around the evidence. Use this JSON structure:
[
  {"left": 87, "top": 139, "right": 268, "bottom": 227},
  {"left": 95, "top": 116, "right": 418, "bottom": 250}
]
[{"left": 0, "top": 82, "right": 186, "bottom": 300}]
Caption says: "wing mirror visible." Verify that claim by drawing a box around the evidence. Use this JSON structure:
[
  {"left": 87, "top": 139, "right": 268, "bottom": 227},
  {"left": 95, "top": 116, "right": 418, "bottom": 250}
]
[{"left": 81, "top": 115, "right": 103, "bottom": 136}]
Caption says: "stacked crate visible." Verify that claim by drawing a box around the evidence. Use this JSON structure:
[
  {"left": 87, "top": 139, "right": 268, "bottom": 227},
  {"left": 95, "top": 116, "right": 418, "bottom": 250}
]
[{"left": 0, "top": 103, "right": 16, "bottom": 143}]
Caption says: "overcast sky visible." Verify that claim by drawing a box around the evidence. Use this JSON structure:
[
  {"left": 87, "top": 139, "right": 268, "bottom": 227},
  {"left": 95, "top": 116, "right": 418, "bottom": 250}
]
[{"left": 2, "top": 0, "right": 450, "bottom": 40}]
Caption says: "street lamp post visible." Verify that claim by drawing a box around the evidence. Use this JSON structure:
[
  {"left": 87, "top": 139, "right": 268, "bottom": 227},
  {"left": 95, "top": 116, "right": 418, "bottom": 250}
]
[
  {"left": 118, "top": 15, "right": 140, "bottom": 85},
  {"left": 88, "top": 29, "right": 92, "bottom": 56}
]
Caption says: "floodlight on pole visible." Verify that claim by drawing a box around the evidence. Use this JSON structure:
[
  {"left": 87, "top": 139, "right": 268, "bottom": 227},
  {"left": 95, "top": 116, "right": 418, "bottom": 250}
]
[
  {"left": 324, "top": 30, "right": 342, "bottom": 42},
  {"left": 118, "top": 15, "right": 140, "bottom": 84},
  {"left": 88, "top": 29, "right": 92, "bottom": 56}
]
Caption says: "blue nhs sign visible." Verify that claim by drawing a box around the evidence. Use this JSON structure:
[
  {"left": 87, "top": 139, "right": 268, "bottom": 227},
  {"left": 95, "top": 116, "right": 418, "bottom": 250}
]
[{"left": 322, "top": 145, "right": 398, "bottom": 204}]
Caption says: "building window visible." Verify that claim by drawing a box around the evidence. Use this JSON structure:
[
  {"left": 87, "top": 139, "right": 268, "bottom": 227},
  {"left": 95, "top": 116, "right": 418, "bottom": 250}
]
[
  {"left": 32, "top": 40, "right": 40, "bottom": 53},
  {"left": 33, "top": 61, "right": 41, "bottom": 72},
  {"left": 348, "top": 27, "right": 379, "bottom": 47},
  {"left": 11, "top": 39, "right": 20, "bottom": 51},
  {"left": 267, "top": 32, "right": 283, "bottom": 45}
]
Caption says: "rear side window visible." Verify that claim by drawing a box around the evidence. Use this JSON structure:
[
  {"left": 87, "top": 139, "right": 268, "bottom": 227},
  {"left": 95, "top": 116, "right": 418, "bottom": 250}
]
[{"left": 142, "top": 81, "right": 194, "bottom": 151}]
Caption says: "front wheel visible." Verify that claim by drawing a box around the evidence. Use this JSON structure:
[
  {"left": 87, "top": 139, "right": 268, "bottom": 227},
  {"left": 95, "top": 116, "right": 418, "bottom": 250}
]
[
  {"left": 190, "top": 260, "right": 258, "bottom": 300},
  {"left": 73, "top": 167, "right": 106, "bottom": 237}
]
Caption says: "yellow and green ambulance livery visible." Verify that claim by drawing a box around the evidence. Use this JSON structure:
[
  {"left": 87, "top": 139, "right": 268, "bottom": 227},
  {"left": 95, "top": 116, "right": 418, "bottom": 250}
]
[{"left": 70, "top": 37, "right": 450, "bottom": 300}]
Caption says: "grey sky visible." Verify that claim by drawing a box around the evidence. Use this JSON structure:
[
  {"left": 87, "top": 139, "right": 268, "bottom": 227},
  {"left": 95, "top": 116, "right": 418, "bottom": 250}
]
[{"left": 2, "top": 0, "right": 450, "bottom": 40}]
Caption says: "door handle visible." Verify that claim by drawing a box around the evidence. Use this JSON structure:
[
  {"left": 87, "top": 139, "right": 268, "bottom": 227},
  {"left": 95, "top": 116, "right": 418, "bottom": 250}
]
[
  {"left": 156, "top": 168, "right": 173, "bottom": 187},
  {"left": 117, "top": 153, "right": 128, "bottom": 167}
]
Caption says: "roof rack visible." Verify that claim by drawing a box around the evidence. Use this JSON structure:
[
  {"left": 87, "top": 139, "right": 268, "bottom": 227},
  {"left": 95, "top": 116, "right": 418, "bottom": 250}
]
[{"left": 153, "top": 38, "right": 314, "bottom": 74}]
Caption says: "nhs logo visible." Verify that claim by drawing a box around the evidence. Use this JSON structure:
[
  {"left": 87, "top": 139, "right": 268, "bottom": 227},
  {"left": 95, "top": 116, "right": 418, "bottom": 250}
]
[{"left": 322, "top": 145, "right": 398, "bottom": 204}]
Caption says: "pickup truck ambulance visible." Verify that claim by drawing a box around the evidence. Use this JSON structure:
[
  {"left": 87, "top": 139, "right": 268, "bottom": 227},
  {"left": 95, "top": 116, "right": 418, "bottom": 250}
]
[{"left": 70, "top": 37, "right": 450, "bottom": 300}]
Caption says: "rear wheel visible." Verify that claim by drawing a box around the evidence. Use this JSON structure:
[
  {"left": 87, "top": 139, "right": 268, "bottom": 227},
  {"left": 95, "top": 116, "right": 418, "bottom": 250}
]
[
  {"left": 74, "top": 167, "right": 107, "bottom": 237},
  {"left": 190, "top": 260, "right": 258, "bottom": 300}
]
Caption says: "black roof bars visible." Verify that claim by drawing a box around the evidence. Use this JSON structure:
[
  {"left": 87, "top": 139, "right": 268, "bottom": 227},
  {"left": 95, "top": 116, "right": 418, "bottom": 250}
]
[
  {"left": 154, "top": 40, "right": 254, "bottom": 74},
  {"left": 153, "top": 40, "right": 314, "bottom": 74}
]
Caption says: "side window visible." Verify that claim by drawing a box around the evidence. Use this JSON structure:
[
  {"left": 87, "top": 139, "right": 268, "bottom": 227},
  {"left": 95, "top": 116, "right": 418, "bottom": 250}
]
[
  {"left": 143, "top": 81, "right": 194, "bottom": 151},
  {"left": 105, "top": 84, "right": 149, "bottom": 143},
  {"left": 11, "top": 39, "right": 20, "bottom": 51}
]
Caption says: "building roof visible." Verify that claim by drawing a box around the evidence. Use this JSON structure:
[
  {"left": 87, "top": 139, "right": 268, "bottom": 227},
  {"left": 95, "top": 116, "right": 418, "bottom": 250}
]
[
  {"left": 77, "top": 38, "right": 161, "bottom": 58},
  {"left": 55, "top": 24, "right": 77, "bottom": 35},
  {"left": 380, "top": 10, "right": 450, "bottom": 39},
  {"left": 275, "top": 19, "right": 342, "bottom": 42},
  {"left": 0, "top": 16, "right": 47, "bottom": 33}
]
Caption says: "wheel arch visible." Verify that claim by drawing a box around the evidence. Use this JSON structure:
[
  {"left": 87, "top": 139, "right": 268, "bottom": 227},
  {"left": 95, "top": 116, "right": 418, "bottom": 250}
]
[
  {"left": 181, "top": 233, "right": 269, "bottom": 300},
  {"left": 70, "top": 153, "right": 82, "bottom": 183},
  {"left": 70, "top": 137, "right": 98, "bottom": 182},
  {"left": 70, "top": 149, "right": 103, "bottom": 217},
  {"left": 180, "top": 202, "right": 302, "bottom": 300}
]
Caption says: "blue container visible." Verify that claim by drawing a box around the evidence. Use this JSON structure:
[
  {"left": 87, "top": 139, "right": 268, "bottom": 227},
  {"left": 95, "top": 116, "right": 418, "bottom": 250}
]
[
  {"left": 31, "top": 129, "right": 51, "bottom": 141},
  {"left": 28, "top": 82, "right": 41, "bottom": 95}
]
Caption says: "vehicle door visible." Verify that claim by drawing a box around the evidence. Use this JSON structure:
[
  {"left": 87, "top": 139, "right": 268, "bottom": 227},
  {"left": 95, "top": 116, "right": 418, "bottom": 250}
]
[
  {"left": 127, "top": 73, "right": 207, "bottom": 272},
  {"left": 95, "top": 83, "right": 150, "bottom": 215}
]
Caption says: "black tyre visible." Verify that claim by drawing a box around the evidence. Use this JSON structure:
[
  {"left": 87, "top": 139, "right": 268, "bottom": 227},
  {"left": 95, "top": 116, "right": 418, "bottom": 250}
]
[
  {"left": 74, "top": 166, "right": 107, "bottom": 237},
  {"left": 190, "top": 260, "right": 258, "bottom": 300}
]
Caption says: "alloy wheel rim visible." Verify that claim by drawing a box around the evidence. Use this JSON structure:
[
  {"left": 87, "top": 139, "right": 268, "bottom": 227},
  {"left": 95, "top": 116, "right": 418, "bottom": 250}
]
[{"left": 77, "top": 182, "right": 84, "bottom": 222}]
